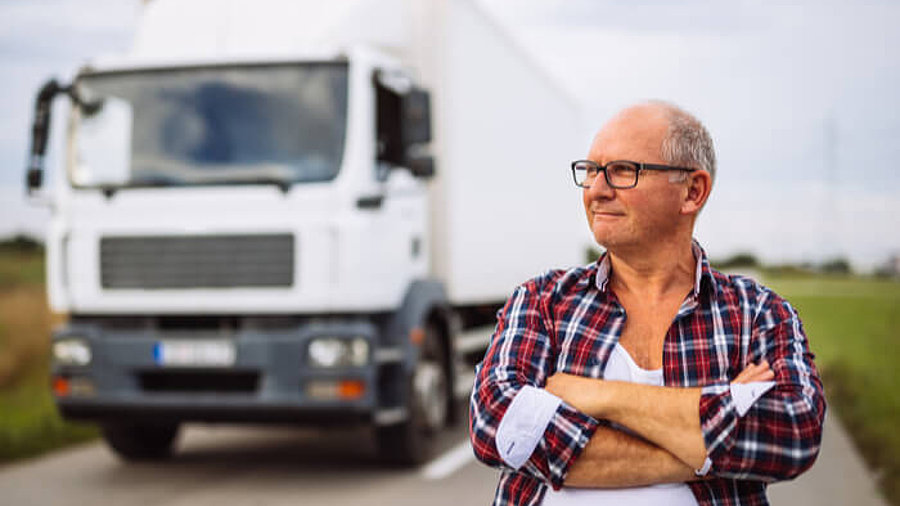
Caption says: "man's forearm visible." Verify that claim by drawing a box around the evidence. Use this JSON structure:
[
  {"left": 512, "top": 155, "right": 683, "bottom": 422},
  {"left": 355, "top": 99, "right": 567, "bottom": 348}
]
[
  {"left": 546, "top": 374, "right": 707, "bottom": 469},
  {"left": 565, "top": 424, "right": 697, "bottom": 488},
  {"left": 597, "top": 381, "right": 707, "bottom": 469}
]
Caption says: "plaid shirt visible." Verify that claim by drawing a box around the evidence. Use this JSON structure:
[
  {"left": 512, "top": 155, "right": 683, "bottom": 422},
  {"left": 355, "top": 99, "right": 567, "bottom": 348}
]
[{"left": 469, "top": 243, "right": 826, "bottom": 505}]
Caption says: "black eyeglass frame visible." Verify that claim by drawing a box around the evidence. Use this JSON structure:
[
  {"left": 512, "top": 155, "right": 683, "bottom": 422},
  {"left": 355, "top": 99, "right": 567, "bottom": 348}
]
[{"left": 571, "top": 159, "right": 698, "bottom": 189}]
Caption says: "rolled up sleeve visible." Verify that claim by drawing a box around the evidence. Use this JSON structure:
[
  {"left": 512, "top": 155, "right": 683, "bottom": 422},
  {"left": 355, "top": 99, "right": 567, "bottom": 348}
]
[
  {"left": 469, "top": 281, "right": 600, "bottom": 490},
  {"left": 699, "top": 297, "right": 826, "bottom": 482}
]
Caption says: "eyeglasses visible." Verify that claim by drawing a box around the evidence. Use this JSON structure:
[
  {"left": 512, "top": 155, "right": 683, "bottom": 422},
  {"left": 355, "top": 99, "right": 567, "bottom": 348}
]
[{"left": 571, "top": 160, "right": 697, "bottom": 189}]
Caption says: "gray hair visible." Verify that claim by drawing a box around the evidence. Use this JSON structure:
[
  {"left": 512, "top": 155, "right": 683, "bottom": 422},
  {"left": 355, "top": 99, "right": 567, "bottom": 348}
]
[{"left": 650, "top": 100, "right": 717, "bottom": 183}]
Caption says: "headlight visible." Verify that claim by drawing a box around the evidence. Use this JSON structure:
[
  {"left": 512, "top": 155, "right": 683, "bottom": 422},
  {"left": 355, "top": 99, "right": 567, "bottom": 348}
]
[
  {"left": 307, "top": 337, "right": 369, "bottom": 368},
  {"left": 52, "top": 338, "right": 92, "bottom": 366}
]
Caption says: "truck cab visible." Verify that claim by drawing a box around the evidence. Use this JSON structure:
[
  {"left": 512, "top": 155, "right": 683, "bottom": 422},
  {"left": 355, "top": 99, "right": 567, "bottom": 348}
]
[
  {"left": 28, "top": 0, "right": 586, "bottom": 465},
  {"left": 34, "top": 47, "right": 460, "bottom": 464}
]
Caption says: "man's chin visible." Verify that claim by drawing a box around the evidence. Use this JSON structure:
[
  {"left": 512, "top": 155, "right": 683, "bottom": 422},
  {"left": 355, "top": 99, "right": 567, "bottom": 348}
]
[{"left": 590, "top": 230, "right": 616, "bottom": 250}]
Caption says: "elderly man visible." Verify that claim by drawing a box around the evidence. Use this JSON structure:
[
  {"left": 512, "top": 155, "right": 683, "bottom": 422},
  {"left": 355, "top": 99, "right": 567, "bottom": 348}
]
[{"left": 469, "top": 101, "right": 825, "bottom": 505}]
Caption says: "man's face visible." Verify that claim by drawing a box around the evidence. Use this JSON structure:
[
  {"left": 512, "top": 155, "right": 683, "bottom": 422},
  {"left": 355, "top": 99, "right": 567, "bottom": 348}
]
[{"left": 582, "top": 106, "right": 687, "bottom": 251}]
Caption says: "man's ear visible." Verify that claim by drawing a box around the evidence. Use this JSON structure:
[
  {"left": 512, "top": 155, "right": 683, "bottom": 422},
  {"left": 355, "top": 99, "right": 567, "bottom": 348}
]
[{"left": 681, "top": 170, "right": 712, "bottom": 215}]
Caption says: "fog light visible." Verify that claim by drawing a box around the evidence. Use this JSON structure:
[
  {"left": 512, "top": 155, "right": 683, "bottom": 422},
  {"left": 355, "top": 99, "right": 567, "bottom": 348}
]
[
  {"left": 307, "top": 338, "right": 369, "bottom": 368},
  {"left": 52, "top": 375, "right": 95, "bottom": 397},
  {"left": 70, "top": 377, "right": 95, "bottom": 396},
  {"left": 52, "top": 376, "right": 70, "bottom": 397},
  {"left": 52, "top": 338, "right": 91, "bottom": 366},
  {"left": 305, "top": 379, "right": 366, "bottom": 400}
]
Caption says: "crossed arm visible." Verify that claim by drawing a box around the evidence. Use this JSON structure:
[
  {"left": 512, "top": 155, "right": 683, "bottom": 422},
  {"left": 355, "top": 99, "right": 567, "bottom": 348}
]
[{"left": 555, "top": 361, "right": 774, "bottom": 487}]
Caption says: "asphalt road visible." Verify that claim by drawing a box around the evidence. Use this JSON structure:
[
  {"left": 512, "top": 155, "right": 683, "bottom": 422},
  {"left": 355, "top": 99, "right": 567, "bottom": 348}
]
[
  {"left": 0, "top": 409, "right": 498, "bottom": 506},
  {"left": 0, "top": 409, "right": 887, "bottom": 505}
]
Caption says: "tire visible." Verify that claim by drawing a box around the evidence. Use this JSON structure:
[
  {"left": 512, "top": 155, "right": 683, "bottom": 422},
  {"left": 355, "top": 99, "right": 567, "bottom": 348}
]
[
  {"left": 101, "top": 422, "right": 180, "bottom": 461},
  {"left": 377, "top": 323, "right": 450, "bottom": 466}
]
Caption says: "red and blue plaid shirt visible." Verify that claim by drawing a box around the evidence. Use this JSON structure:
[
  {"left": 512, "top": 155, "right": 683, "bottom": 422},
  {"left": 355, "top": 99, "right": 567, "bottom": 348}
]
[{"left": 469, "top": 243, "right": 825, "bottom": 505}]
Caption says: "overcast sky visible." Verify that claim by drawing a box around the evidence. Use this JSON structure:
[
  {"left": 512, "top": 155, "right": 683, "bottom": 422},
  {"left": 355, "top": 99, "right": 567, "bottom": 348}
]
[{"left": 1, "top": 0, "right": 898, "bottom": 270}]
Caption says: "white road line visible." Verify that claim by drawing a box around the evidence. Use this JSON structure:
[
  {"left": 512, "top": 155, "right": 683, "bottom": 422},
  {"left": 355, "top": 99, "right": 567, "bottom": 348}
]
[{"left": 420, "top": 441, "right": 476, "bottom": 480}]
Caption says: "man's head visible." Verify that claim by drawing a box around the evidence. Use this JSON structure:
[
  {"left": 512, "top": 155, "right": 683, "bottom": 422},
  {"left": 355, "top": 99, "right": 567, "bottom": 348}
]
[{"left": 581, "top": 101, "right": 715, "bottom": 253}]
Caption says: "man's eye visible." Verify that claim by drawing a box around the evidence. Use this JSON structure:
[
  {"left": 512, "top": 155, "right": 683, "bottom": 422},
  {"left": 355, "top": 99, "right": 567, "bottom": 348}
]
[{"left": 608, "top": 163, "right": 636, "bottom": 176}]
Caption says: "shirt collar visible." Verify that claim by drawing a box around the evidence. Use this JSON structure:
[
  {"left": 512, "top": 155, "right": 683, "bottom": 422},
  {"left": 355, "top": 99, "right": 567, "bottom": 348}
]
[{"left": 594, "top": 240, "right": 717, "bottom": 297}]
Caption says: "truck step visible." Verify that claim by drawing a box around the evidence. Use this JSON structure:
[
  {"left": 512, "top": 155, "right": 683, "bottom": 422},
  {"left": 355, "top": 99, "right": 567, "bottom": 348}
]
[
  {"left": 456, "top": 326, "right": 494, "bottom": 355},
  {"left": 454, "top": 370, "right": 476, "bottom": 399}
]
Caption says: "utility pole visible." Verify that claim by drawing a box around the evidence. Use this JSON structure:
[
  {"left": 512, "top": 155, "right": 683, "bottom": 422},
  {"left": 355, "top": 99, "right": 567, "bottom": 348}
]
[{"left": 821, "top": 114, "right": 841, "bottom": 267}]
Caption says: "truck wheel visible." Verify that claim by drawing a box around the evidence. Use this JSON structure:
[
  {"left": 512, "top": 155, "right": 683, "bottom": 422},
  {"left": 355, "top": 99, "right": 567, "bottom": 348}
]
[
  {"left": 101, "top": 422, "right": 180, "bottom": 461},
  {"left": 377, "top": 324, "right": 449, "bottom": 466}
]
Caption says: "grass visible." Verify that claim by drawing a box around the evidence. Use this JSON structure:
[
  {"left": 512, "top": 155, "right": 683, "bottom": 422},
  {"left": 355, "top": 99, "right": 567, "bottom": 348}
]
[
  {"left": 0, "top": 362, "right": 98, "bottom": 463},
  {"left": 0, "top": 250, "right": 98, "bottom": 464},
  {"left": 765, "top": 274, "right": 900, "bottom": 505}
]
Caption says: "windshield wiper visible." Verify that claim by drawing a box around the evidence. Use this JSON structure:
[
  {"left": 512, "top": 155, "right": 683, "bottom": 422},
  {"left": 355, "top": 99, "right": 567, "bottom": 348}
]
[
  {"left": 130, "top": 173, "right": 182, "bottom": 187},
  {"left": 96, "top": 174, "right": 178, "bottom": 199},
  {"left": 96, "top": 174, "right": 293, "bottom": 196},
  {"left": 237, "top": 177, "right": 292, "bottom": 194}
]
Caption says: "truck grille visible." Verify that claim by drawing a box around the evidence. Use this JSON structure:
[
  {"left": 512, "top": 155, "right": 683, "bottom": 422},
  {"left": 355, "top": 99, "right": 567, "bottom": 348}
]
[{"left": 100, "top": 234, "right": 294, "bottom": 289}]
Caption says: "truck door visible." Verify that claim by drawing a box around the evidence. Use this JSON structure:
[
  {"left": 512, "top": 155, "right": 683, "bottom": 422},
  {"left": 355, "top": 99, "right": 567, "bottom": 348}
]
[{"left": 365, "top": 70, "right": 432, "bottom": 285}]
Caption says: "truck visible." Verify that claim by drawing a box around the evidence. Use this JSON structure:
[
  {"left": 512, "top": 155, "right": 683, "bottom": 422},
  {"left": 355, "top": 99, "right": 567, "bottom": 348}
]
[{"left": 26, "top": 0, "right": 586, "bottom": 465}]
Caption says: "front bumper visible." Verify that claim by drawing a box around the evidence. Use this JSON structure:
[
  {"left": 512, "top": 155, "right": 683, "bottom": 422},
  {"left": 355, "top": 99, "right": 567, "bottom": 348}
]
[{"left": 51, "top": 318, "right": 408, "bottom": 426}]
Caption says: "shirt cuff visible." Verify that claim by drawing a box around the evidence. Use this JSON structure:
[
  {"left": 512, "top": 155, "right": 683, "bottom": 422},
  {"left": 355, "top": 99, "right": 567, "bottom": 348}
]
[
  {"left": 730, "top": 381, "right": 776, "bottom": 416},
  {"left": 695, "top": 457, "right": 713, "bottom": 476},
  {"left": 700, "top": 380, "right": 778, "bottom": 471},
  {"left": 495, "top": 385, "right": 562, "bottom": 469}
]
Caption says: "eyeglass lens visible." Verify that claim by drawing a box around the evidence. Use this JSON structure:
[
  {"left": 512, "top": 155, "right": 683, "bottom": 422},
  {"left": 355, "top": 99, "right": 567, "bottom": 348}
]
[{"left": 573, "top": 161, "right": 639, "bottom": 188}]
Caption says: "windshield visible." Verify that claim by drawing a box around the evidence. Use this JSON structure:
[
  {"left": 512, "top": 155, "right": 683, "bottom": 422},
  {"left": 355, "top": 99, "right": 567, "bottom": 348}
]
[{"left": 70, "top": 63, "right": 349, "bottom": 188}]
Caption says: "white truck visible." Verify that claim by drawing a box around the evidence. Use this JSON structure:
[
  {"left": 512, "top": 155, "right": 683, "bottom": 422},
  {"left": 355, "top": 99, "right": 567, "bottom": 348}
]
[{"left": 27, "top": 0, "right": 585, "bottom": 464}]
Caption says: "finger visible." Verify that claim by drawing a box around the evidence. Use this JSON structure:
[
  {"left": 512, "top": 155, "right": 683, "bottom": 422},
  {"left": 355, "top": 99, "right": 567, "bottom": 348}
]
[
  {"left": 733, "top": 368, "right": 751, "bottom": 383},
  {"left": 734, "top": 362, "right": 761, "bottom": 382},
  {"left": 746, "top": 363, "right": 775, "bottom": 382},
  {"left": 734, "top": 361, "right": 774, "bottom": 383}
]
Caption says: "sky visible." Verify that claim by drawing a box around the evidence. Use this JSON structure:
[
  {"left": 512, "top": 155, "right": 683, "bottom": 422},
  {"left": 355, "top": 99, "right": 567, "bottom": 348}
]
[{"left": 1, "top": 0, "right": 898, "bottom": 270}]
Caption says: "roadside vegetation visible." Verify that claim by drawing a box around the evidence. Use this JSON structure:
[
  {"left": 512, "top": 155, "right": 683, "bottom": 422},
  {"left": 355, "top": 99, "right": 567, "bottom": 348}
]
[
  {"left": 0, "top": 238, "right": 97, "bottom": 464},
  {"left": 717, "top": 252, "right": 900, "bottom": 506},
  {"left": 766, "top": 275, "right": 900, "bottom": 506}
]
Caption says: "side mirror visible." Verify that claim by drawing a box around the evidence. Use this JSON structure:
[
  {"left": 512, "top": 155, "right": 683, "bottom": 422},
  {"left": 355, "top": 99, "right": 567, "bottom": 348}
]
[
  {"left": 406, "top": 155, "right": 435, "bottom": 179},
  {"left": 27, "top": 168, "right": 43, "bottom": 193},
  {"left": 27, "top": 79, "right": 65, "bottom": 195},
  {"left": 401, "top": 89, "right": 431, "bottom": 146}
]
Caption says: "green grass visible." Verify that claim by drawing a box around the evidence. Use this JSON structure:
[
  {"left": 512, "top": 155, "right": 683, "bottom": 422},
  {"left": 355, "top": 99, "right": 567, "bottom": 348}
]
[
  {"left": 0, "top": 250, "right": 98, "bottom": 463},
  {"left": 765, "top": 275, "right": 900, "bottom": 505},
  {"left": 0, "top": 250, "right": 45, "bottom": 289},
  {"left": 0, "top": 362, "right": 98, "bottom": 463}
]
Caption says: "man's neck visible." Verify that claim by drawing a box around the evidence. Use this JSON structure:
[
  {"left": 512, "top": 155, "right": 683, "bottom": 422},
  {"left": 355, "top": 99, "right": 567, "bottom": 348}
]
[{"left": 606, "top": 237, "right": 696, "bottom": 300}]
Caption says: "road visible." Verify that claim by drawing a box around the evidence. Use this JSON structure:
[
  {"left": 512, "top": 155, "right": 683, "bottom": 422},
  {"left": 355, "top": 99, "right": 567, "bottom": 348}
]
[{"left": 0, "top": 409, "right": 887, "bottom": 505}]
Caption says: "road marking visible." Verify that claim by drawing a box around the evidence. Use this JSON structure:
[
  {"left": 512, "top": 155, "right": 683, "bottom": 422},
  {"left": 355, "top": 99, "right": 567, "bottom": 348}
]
[{"left": 420, "top": 441, "right": 476, "bottom": 480}]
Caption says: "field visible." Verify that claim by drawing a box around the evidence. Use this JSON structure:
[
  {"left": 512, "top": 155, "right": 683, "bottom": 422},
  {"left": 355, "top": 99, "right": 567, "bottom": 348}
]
[
  {"left": 0, "top": 250, "right": 97, "bottom": 463},
  {"left": 764, "top": 275, "right": 900, "bottom": 505},
  {"left": 0, "top": 250, "right": 897, "bottom": 503}
]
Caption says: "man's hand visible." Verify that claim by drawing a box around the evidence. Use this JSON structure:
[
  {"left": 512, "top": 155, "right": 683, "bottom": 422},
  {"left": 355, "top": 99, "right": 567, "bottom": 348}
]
[{"left": 732, "top": 360, "right": 774, "bottom": 384}]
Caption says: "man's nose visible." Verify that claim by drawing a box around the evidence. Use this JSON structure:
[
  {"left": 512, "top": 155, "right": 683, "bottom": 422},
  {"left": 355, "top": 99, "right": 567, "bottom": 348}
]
[{"left": 586, "top": 172, "right": 615, "bottom": 199}]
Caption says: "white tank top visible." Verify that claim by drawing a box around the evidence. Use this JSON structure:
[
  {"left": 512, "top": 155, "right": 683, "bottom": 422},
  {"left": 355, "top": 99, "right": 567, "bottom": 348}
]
[{"left": 542, "top": 343, "right": 699, "bottom": 506}]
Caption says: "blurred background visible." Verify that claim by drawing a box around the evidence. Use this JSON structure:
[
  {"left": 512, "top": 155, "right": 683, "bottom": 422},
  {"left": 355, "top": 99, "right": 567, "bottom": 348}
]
[{"left": 0, "top": 0, "right": 897, "bottom": 505}]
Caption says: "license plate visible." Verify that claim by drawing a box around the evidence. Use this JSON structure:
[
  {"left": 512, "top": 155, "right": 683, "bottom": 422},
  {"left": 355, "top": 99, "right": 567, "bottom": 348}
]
[{"left": 153, "top": 340, "right": 236, "bottom": 367}]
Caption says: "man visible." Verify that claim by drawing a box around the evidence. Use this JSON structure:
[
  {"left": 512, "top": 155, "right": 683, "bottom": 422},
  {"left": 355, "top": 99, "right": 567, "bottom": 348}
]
[{"left": 469, "top": 101, "right": 825, "bottom": 505}]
